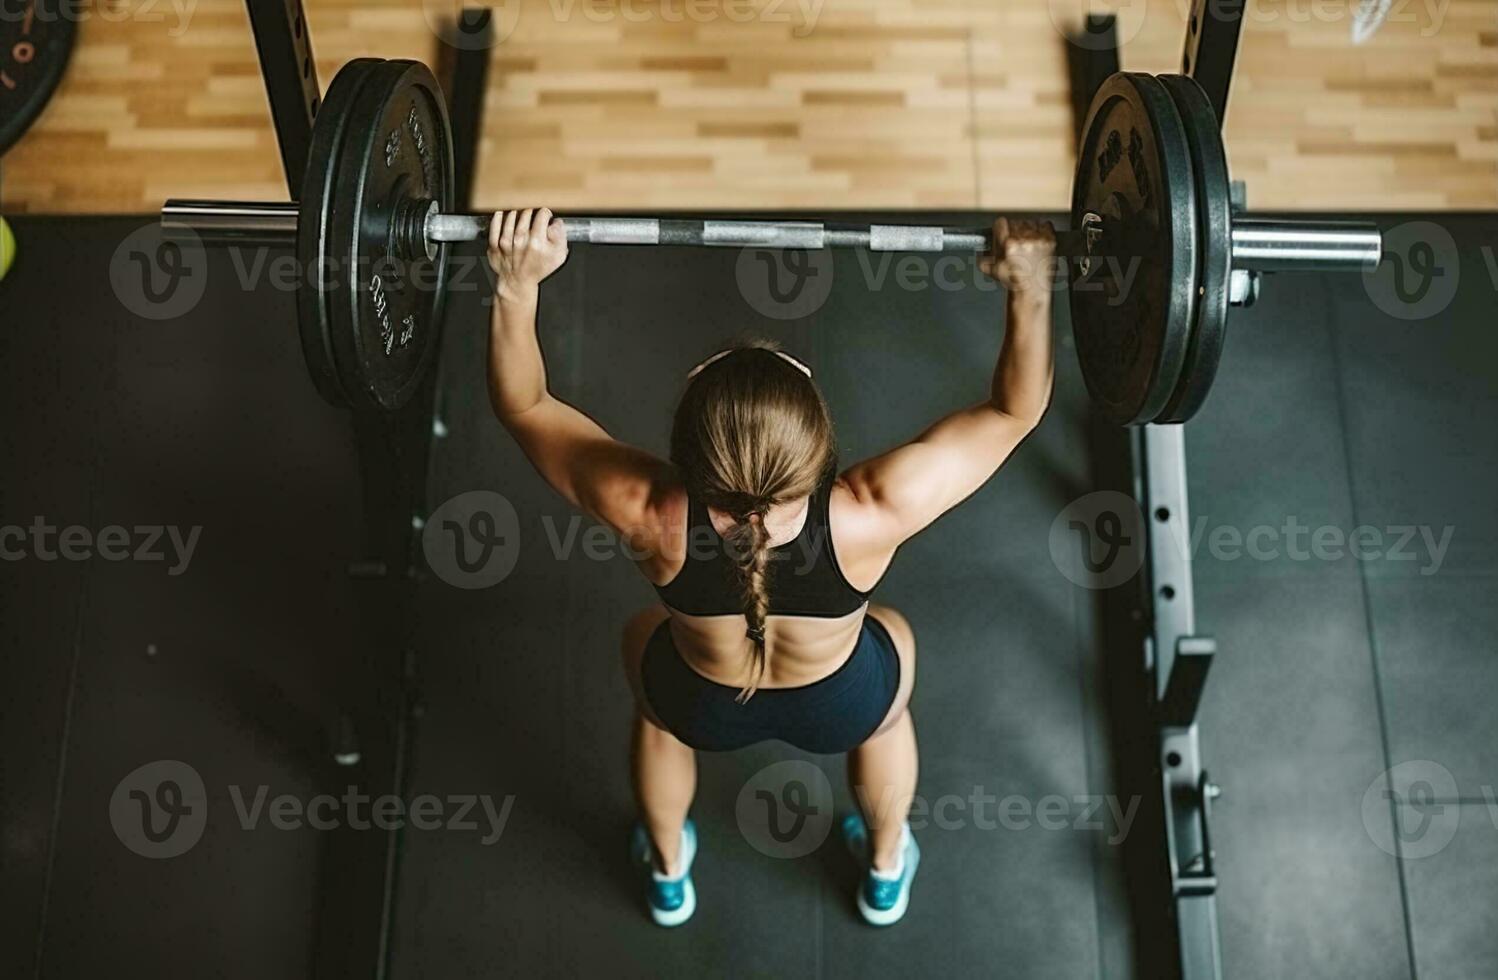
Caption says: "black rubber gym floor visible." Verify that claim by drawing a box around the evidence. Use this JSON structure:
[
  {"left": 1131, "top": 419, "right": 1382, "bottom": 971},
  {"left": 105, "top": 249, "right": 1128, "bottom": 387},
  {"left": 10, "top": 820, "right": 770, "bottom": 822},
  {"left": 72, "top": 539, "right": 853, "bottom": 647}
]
[{"left": 1, "top": 213, "right": 1494, "bottom": 979}]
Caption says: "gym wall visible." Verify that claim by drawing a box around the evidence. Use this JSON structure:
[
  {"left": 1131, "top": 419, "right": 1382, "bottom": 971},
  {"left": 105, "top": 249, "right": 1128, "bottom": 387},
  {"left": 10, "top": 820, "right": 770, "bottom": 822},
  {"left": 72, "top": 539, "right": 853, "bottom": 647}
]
[{"left": 3, "top": 0, "right": 1493, "bottom": 213}]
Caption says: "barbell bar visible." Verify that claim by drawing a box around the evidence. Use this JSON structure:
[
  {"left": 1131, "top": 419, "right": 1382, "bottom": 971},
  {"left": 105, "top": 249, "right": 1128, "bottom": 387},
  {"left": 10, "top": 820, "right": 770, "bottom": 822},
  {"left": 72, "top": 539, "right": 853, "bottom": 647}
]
[
  {"left": 160, "top": 198, "right": 1380, "bottom": 273},
  {"left": 424, "top": 210, "right": 1381, "bottom": 273}
]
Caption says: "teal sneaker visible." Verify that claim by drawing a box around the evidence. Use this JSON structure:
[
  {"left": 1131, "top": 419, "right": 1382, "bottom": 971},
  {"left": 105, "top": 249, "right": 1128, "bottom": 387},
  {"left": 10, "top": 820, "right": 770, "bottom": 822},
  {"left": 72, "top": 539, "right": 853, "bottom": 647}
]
[
  {"left": 630, "top": 819, "right": 698, "bottom": 927},
  {"left": 842, "top": 813, "right": 919, "bottom": 926}
]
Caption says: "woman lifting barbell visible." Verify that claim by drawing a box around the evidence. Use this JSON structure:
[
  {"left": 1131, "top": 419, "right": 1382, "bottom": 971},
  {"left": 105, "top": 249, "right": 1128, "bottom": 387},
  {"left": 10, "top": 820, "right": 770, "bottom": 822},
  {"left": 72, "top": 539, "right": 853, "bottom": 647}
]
[{"left": 485, "top": 207, "right": 1055, "bottom": 927}]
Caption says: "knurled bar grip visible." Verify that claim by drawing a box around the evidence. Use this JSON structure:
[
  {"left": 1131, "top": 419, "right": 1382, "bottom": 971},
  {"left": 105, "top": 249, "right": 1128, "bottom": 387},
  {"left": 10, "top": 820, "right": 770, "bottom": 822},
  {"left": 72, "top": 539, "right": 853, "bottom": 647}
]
[{"left": 424, "top": 213, "right": 1000, "bottom": 253}]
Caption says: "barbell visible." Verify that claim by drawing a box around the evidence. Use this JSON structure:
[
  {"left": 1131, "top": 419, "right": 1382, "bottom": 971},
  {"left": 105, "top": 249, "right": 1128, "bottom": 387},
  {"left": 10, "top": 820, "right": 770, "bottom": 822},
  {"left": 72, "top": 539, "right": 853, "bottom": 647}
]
[
  {"left": 159, "top": 58, "right": 1383, "bottom": 423},
  {"left": 162, "top": 199, "right": 1371, "bottom": 267}
]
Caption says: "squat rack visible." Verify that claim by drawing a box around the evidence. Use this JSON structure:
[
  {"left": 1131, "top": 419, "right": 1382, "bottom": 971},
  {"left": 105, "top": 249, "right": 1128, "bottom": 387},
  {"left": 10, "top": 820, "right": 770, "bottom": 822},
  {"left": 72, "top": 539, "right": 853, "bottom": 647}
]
[
  {"left": 1147, "top": 4, "right": 1241, "bottom": 975},
  {"left": 1070, "top": 4, "right": 1247, "bottom": 977},
  {"left": 236, "top": 0, "right": 1245, "bottom": 975},
  {"left": 237, "top": 2, "right": 492, "bottom": 977}
]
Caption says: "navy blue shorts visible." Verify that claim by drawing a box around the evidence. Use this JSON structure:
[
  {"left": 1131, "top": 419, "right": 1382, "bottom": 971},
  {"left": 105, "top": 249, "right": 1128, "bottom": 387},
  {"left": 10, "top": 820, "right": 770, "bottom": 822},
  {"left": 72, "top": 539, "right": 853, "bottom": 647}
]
[{"left": 641, "top": 615, "right": 902, "bottom": 754}]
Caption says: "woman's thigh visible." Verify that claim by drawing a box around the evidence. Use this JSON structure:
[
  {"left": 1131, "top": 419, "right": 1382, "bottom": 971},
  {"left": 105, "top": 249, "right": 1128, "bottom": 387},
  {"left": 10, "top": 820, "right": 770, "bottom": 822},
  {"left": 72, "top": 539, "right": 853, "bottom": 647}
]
[
  {"left": 620, "top": 604, "right": 672, "bottom": 730},
  {"left": 865, "top": 603, "right": 916, "bottom": 737}
]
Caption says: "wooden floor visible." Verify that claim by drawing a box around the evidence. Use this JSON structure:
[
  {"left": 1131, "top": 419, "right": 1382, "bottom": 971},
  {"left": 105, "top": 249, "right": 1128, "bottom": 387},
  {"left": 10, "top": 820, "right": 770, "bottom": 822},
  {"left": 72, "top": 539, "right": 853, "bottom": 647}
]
[{"left": 3, "top": 0, "right": 1494, "bottom": 213}]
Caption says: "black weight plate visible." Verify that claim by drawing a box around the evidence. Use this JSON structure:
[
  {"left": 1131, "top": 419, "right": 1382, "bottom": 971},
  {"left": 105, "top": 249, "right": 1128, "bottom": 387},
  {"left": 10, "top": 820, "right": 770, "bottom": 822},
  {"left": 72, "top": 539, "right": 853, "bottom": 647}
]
[
  {"left": 1070, "top": 72, "right": 1198, "bottom": 426},
  {"left": 1156, "top": 74, "right": 1231, "bottom": 425},
  {"left": 325, "top": 59, "right": 453, "bottom": 412},
  {"left": 0, "top": 0, "right": 77, "bottom": 154},
  {"left": 297, "top": 58, "right": 382, "bottom": 408}
]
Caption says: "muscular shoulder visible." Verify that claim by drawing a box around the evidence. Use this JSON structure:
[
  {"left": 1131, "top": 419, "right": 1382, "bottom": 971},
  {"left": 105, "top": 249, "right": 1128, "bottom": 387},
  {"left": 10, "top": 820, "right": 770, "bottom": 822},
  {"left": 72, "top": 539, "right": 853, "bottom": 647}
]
[
  {"left": 650, "top": 475, "right": 688, "bottom": 538},
  {"left": 636, "top": 472, "right": 689, "bottom": 570},
  {"left": 824, "top": 478, "right": 900, "bottom": 593},
  {"left": 830, "top": 458, "right": 937, "bottom": 540},
  {"left": 838, "top": 445, "right": 947, "bottom": 518},
  {"left": 827, "top": 477, "right": 900, "bottom": 566}
]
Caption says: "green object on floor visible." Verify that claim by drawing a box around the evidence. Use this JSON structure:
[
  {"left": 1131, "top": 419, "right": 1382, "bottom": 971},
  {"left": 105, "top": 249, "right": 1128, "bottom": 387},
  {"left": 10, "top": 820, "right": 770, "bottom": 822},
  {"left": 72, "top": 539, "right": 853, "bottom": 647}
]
[{"left": 0, "top": 217, "right": 15, "bottom": 280}]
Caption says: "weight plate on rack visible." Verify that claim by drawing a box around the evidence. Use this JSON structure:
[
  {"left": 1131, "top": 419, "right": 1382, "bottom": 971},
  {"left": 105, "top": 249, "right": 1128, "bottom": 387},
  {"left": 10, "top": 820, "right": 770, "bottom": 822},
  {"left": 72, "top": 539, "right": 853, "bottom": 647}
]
[
  {"left": 297, "top": 58, "right": 382, "bottom": 408},
  {"left": 0, "top": 0, "right": 77, "bottom": 154},
  {"left": 1070, "top": 72, "right": 1199, "bottom": 426},
  {"left": 1156, "top": 73, "right": 1231, "bottom": 425},
  {"left": 322, "top": 59, "right": 453, "bottom": 412}
]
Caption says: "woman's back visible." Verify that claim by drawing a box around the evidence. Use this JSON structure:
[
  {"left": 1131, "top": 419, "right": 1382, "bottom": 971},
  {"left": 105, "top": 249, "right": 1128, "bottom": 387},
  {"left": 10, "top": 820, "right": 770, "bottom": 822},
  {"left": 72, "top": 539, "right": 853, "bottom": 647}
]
[{"left": 650, "top": 476, "right": 894, "bottom": 689}]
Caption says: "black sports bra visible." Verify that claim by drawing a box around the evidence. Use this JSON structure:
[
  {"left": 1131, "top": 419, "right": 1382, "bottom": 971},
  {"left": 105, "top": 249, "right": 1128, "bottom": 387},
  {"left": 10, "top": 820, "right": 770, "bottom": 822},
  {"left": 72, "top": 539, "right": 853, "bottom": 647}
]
[{"left": 653, "top": 477, "right": 876, "bottom": 618}]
